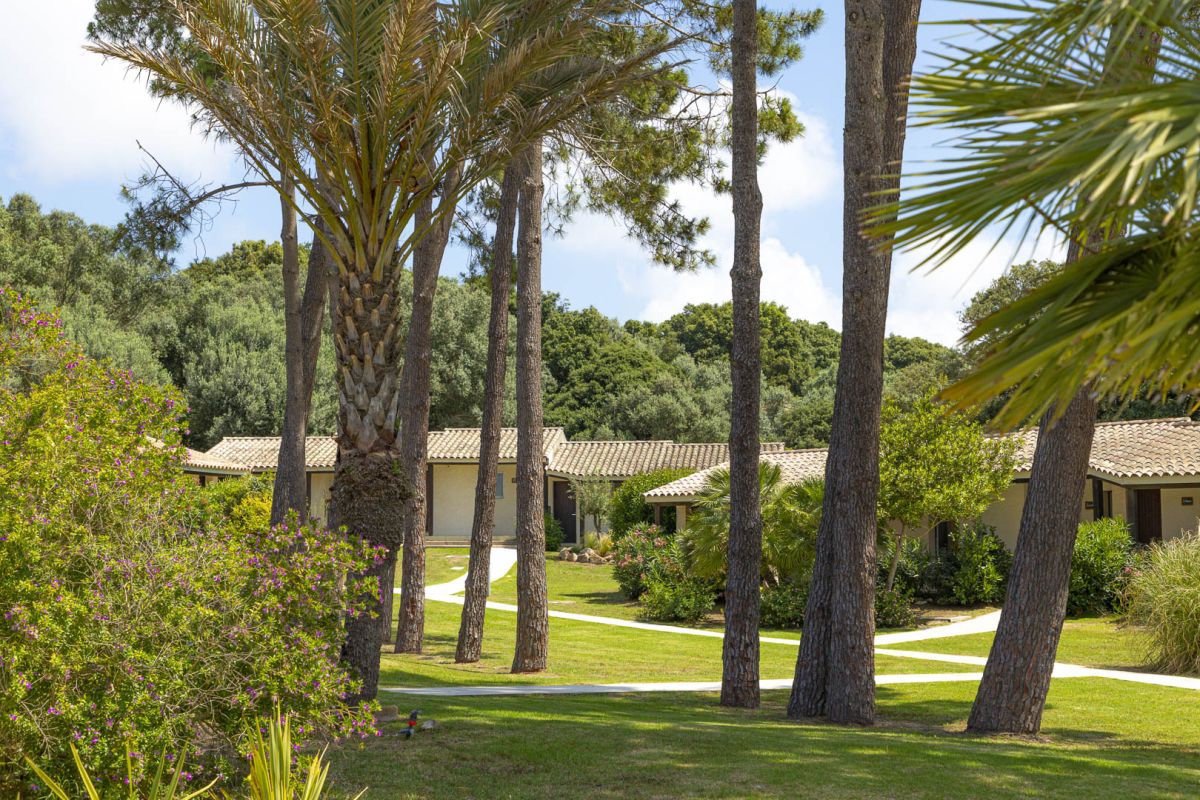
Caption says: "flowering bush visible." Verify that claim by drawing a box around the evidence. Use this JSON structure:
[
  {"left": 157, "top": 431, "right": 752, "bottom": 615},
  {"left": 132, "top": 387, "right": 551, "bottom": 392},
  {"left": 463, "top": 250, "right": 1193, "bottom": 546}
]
[
  {"left": 0, "top": 291, "right": 376, "bottom": 796},
  {"left": 611, "top": 524, "right": 680, "bottom": 599}
]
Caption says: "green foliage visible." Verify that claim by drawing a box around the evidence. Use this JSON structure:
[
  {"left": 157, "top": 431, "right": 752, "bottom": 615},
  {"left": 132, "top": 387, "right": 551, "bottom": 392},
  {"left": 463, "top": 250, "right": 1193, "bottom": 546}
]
[
  {"left": 611, "top": 524, "right": 673, "bottom": 600},
  {"left": 945, "top": 525, "right": 1012, "bottom": 606},
  {"left": 638, "top": 577, "right": 715, "bottom": 623},
  {"left": 1069, "top": 518, "right": 1134, "bottom": 616},
  {"left": 544, "top": 512, "right": 565, "bottom": 552},
  {"left": 26, "top": 741, "right": 216, "bottom": 800},
  {"left": 0, "top": 293, "right": 376, "bottom": 794},
  {"left": 682, "top": 465, "right": 822, "bottom": 586},
  {"left": 759, "top": 583, "right": 808, "bottom": 629},
  {"left": 1125, "top": 533, "right": 1200, "bottom": 674},
  {"left": 569, "top": 475, "right": 613, "bottom": 533},
  {"left": 874, "top": 589, "right": 918, "bottom": 630},
  {"left": 877, "top": 535, "right": 932, "bottom": 599},
  {"left": 609, "top": 468, "right": 694, "bottom": 538}
]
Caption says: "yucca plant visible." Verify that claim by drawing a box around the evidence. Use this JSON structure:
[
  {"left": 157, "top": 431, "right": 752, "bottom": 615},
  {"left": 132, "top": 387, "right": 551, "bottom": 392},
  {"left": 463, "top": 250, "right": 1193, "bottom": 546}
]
[
  {"left": 242, "top": 712, "right": 361, "bottom": 800},
  {"left": 25, "top": 743, "right": 217, "bottom": 800}
]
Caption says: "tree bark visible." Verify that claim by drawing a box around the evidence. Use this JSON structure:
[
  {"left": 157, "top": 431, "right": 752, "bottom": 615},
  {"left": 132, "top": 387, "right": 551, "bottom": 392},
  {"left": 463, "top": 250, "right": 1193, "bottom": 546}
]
[
  {"left": 721, "top": 0, "right": 764, "bottom": 710},
  {"left": 790, "top": 0, "right": 920, "bottom": 725},
  {"left": 271, "top": 180, "right": 333, "bottom": 526},
  {"left": 395, "top": 168, "right": 462, "bottom": 654},
  {"left": 457, "top": 166, "right": 521, "bottom": 664},
  {"left": 512, "top": 141, "right": 549, "bottom": 673},
  {"left": 967, "top": 20, "right": 1160, "bottom": 736}
]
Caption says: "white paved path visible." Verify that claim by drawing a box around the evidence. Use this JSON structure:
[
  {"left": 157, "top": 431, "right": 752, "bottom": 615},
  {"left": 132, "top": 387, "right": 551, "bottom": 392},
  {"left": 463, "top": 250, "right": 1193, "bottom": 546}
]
[{"left": 385, "top": 547, "right": 1200, "bottom": 695}]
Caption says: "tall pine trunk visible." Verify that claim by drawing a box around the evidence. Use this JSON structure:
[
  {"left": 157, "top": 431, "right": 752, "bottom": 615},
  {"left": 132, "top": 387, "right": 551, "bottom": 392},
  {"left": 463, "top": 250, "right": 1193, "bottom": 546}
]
[
  {"left": 395, "top": 170, "right": 462, "bottom": 654},
  {"left": 790, "top": 0, "right": 920, "bottom": 725},
  {"left": 721, "top": 0, "right": 764, "bottom": 710},
  {"left": 271, "top": 181, "right": 332, "bottom": 525},
  {"left": 967, "top": 20, "right": 1159, "bottom": 736},
  {"left": 457, "top": 166, "right": 521, "bottom": 664},
  {"left": 512, "top": 141, "right": 549, "bottom": 674}
]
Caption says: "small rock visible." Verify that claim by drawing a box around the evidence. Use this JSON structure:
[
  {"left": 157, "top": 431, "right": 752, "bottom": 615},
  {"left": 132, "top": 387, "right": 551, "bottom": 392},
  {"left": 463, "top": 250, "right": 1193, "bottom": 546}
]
[
  {"left": 587, "top": 554, "right": 606, "bottom": 565},
  {"left": 375, "top": 705, "right": 400, "bottom": 724},
  {"left": 581, "top": 548, "right": 598, "bottom": 559},
  {"left": 419, "top": 719, "right": 438, "bottom": 731},
  {"left": 565, "top": 551, "right": 578, "bottom": 562},
  {"left": 559, "top": 548, "right": 572, "bottom": 559}
]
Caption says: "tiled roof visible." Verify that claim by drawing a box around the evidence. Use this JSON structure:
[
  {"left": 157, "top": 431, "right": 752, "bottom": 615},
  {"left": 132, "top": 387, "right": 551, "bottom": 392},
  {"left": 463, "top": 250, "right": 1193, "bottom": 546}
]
[
  {"left": 646, "top": 417, "right": 1200, "bottom": 501},
  {"left": 204, "top": 436, "right": 338, "bottom": 470},
  {"left": 550, "top": 440, "right": 786, "bottom": 479},
  {"left": 428, "top": 428, "right": 567, "bottom": 462},
  {"left": 183, "top": 447, "right": 249, "bottom": 473},
  {"left": 645, "top": 448, "right": 827, "bottom": 499}
]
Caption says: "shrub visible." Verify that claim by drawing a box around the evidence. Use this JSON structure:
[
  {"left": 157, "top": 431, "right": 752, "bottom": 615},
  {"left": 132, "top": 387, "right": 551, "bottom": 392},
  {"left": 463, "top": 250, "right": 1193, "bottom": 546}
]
[
  {"left": 1125, "top": 533, "right": 1200, "bottom": 674},
  {"left": 877, "top": 534, "right": 930, "bottom": 598},
  {"left": 609, "top": 468, "right": 693, "bottom": 538},
  {"left": 638, "top": 578, "right": 715, "bottom": 623},
  {"left": 584, "top": 531, "right": 614, "bottom": 557},
  {"left": 940, "top": 524, "right": 1011, "bottom": 605},
  {"left": 0, "top": 292, "right": 376, "bottom": 795},
  {"left": 760, "top": 583, "right": 808, "bottom": 629},
  {"left": 875, "top": 588, "right": 918, "bottom": 629},
  {"left": 1069, "top": 518, "right": 1133, "bottom": 615},
  {"left": 544, "top": 512, "right": 564, "bottom": 552},
  {"left": 611, "top": 524, "right": 674, "bottom": 599}
]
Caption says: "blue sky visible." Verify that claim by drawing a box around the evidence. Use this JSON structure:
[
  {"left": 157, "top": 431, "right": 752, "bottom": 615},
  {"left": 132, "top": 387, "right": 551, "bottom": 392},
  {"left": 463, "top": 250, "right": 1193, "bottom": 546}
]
[{"left": 0, "top": 1, "right": 1050, "bottom": 345}]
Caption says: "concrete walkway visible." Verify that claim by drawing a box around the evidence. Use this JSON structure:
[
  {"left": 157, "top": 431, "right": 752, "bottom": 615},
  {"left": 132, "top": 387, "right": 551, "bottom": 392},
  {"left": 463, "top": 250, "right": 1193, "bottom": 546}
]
[{"left": 385, "top": 547, "right": 1200, "bottom": 695}]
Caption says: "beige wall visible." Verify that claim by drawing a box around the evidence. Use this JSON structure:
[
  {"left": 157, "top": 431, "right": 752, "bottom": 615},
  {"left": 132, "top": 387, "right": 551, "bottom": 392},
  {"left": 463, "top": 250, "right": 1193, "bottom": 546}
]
[
  {"left": 430, "top": 463, "right": 518, "bottom": 540},
  {"left": 309, "top": 472, "right": 334, "bottom": 524},
  {"left": 980, "top": 482, "right": 1028, "bottom": 549},
  {"left": 1159, "top": 487, "right": 1200, "bottom": 542}
]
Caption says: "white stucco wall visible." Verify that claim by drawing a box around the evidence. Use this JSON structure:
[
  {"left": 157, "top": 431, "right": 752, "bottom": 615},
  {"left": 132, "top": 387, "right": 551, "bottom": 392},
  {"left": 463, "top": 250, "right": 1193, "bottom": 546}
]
[
  {"left": 430, "top": 463, "right": 518, "bottom": 540},
  {"left": 309, "top": 472, "right": 334, "bottom": 524},
  {"left": 980, "top": 482, "right": 1028, "bottom": 549},
  {"left": 1159, "top": 487, "right": 1200, "bottom": 542}
]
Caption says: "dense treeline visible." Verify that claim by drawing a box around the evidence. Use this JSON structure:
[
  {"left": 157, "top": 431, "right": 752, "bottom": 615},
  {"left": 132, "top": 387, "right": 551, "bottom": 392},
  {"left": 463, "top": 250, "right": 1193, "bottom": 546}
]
[{"left": 1, "top": 193, "right": 964, "bottom": 450}]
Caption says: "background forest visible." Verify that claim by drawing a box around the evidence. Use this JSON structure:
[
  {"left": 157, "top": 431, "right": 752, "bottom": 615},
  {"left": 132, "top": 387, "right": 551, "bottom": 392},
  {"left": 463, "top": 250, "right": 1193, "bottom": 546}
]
[{"left": 4, "top": 192, "right": 1190, "bottom": 451}]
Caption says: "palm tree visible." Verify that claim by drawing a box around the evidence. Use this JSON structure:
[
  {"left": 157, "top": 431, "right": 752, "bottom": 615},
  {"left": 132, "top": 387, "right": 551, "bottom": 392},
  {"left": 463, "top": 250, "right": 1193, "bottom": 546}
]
[
  {"left": 884, "top": 1, "right": 1168, "bottom": 734},
  {"left": 91, "top": 0, "right": 673, "bottom": 700},
  {"left": 789, "top": 0, "right": 922, "bottom": 727}
]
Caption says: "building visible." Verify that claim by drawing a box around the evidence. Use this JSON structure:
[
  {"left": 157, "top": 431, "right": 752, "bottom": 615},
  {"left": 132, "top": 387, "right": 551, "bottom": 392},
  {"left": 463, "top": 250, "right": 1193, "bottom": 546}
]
[
  {"left": 644, "top": 418, "right": 1200, "bottom": 549},
  {"left": 188, "top": 429, "right": 786, "bottom": 543}
]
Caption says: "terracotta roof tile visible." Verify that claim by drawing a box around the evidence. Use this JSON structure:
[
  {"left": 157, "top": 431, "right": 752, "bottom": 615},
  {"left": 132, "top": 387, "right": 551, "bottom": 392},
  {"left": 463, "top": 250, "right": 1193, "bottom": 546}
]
[
  {"left": 645, "top": 449, "right": 827, "bottom": 499},
  {"left": 428, "top": 428, "right": 567, "bottom": 462},
  {"left": 550, "top": 440, "right": 786, "bottom": 479},
  {"left": 204, "top": 436, "right": 338, "bottom": 471},
  {"left": 182, "top": 447, "right": 249, "bottom": 473}
]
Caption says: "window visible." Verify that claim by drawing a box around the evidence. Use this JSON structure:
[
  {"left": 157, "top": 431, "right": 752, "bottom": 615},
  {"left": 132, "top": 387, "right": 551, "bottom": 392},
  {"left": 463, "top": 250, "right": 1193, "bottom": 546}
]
[{"left": 496, "top": 471, "right": 504, "bottom": 499}]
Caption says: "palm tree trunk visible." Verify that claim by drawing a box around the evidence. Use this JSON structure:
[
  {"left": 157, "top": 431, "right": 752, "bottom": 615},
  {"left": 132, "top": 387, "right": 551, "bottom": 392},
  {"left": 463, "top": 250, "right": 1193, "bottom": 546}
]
[
  {"left": 512, "top": 141, "right": 549, "bottom": 674},
  {"left": 395, "top": 169, "right": 462, "bottom": 654},
  {"left": 721, "top": 0, "right": 764, "bottom": 710},
  {"left": 271, "top": 181, "right": 333, "bottom": 525},
  {"left": 790, "top": 0, "right": 920, "bottom": 725},
  {"left": 457, "top": 166, "right": 521, "bottom": 664},
  {"left": 967, "top": 20, "right": 1160, "bottom": 736}
]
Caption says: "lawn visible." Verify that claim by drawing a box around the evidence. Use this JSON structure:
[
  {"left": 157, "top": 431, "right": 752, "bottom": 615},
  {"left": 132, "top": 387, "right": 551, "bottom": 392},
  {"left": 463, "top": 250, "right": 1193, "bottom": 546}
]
[
  {"left": 896, "top": 616, "right": 1152, "bottom": 672},
  {"left": 395, "top": 547, "right": 471, "bottom": 589},
  {"left": 377, "top": 600, "right": 966, "bottom": 688},
  {"left": 328, "top": 679, "right": 1200, "bottom": 799}
]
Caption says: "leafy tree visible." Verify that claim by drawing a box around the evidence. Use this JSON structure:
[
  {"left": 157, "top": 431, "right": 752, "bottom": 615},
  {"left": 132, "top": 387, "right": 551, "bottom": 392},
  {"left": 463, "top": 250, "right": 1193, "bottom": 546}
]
[
  {"left": 877, "top": 396, "right": 1018, "bottom": 590},
  {"left": 569, "top": 476, "right": 614, "bottom": 534}
]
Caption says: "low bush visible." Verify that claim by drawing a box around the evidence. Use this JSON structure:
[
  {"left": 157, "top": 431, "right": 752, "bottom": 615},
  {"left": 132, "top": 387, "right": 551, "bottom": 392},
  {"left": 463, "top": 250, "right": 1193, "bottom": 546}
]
[
  {"left": 1125, "top": 533, "right": 1200, "bottom": 674},
  {"left": 1069, "top": 518, "right": 1133, "bottom": 615},
  {"left": 760, "top": 583, "right": 808, "bottom": 629},
  {"left": 875, "top": 588, "right": 918, "bottom": 629},
  {"left": 638, "top": 578, "right": 715, "bottom": 623},
  {"left": 0, "top": 292, "right": 375, "bottom": 796},
  {"left": 544, "top": 512, "right": 565, "bottom": 552},
  {"left": 609, "top": 468, "right": 693, "bottom": 538},
  {"left": 611, "top": 524, "right": 674, "bottom": 599},
  {"left": 877, "top": 534, "right": 930, "bottom": 598},
  {"left": 923, "top": 524, "right": 1011, "bottom": 606}
]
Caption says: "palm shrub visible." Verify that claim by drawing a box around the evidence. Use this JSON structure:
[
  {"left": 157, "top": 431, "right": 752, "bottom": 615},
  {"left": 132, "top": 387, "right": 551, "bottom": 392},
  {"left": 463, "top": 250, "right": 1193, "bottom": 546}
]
[
  {"left": 609, "top": 468, "right": 694, "bottom": 538},
  {"left": 0, "top": 293, "right": 376, "bottom": 794},
  {"left": 682, "top": 464, "right": 822, "bottom": 586},
  {"left": 1125, "top": 533, "right": 1200, "bottom": 674},
  {"left": 1069, "top": 518, "right": 1133, "bottom": 615}
]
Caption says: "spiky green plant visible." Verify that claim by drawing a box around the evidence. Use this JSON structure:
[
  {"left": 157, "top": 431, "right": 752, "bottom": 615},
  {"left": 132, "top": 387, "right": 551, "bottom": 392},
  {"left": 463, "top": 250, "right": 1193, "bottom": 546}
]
[
  {"left": 884, "top": 0, "right": 1200, "bottom": 424},
  {"left": 1125, "top": 533, "right": 1200, "bottom": 675},
  {"left": 25, "top": 743, "right": 216, "bottom": 800},
  {"left": 242, "top": 711, "right": 361, "bottom": 800}
]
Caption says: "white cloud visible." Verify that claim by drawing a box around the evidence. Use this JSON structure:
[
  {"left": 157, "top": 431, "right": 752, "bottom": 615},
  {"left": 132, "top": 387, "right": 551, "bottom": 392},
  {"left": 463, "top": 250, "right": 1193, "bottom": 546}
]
[
  {"left": 0, "top": 1, "right": 237, "bottom": 186},
  {"left": 887, "top": 233, "right": 1065, "bottom": 345}
]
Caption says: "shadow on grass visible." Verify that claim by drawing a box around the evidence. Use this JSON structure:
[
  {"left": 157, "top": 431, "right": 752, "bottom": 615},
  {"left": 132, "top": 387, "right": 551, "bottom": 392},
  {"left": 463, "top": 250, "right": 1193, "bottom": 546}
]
[{"left": 329, "top": 685, "right": 1200, "bottom": 800}]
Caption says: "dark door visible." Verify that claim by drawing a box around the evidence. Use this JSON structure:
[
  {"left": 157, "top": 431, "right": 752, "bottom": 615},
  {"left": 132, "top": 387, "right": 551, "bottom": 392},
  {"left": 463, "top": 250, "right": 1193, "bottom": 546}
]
[
  {"left": 1135, "top": 488, "right": 1162, "bottom": 544},
  {"left": 552, "top": 481, "right": 577, "bottom": 544}
]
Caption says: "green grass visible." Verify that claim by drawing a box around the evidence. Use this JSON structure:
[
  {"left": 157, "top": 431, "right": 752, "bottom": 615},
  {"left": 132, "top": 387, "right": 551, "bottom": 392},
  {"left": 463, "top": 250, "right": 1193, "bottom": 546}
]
[
  {"left": 378, "top": 600, "right": 966, "bottom": 688},
  {"left": 896, "top": 616, "right": 1153, "bottom": 672},
  {"left": 329, "top": 679, "right": 1200, "bottom": 799},
  {"left": 396, "top": 548, "right": 471, "bottom": 589},
  {"left": 487, "top": 556, "right": 642, "bottom": 619}
]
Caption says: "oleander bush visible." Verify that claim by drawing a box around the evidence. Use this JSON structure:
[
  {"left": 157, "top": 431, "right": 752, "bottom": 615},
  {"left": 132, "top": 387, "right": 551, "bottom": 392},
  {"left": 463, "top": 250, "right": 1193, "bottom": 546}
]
[
  {"left": 0, "top": 291, "right": 376, "bottom": 797},
  {"left": 1069, "top": 517, "right": 1134, "bottom": 615},
  {"left": 611, "top": 524, "right": 675, "bottom": 599},
  {"left": 1125, "top": 533, "right": 1200, "bottom": 674}
]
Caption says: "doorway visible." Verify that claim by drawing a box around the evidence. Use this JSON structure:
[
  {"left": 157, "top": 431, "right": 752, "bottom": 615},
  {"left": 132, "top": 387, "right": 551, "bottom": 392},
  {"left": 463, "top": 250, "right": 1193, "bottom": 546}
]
[
  {"left": 552, "top": 480, "right": 577, "bottom": 544},
  {"left": 1135, "top": 488, "right": 1162, "bottom": 544}
]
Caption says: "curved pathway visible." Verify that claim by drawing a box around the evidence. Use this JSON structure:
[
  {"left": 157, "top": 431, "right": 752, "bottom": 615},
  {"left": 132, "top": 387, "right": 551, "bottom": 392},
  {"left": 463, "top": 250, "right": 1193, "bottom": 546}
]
[{"left": 385, "top": 548, "right": 1200, "bottom": 696}]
